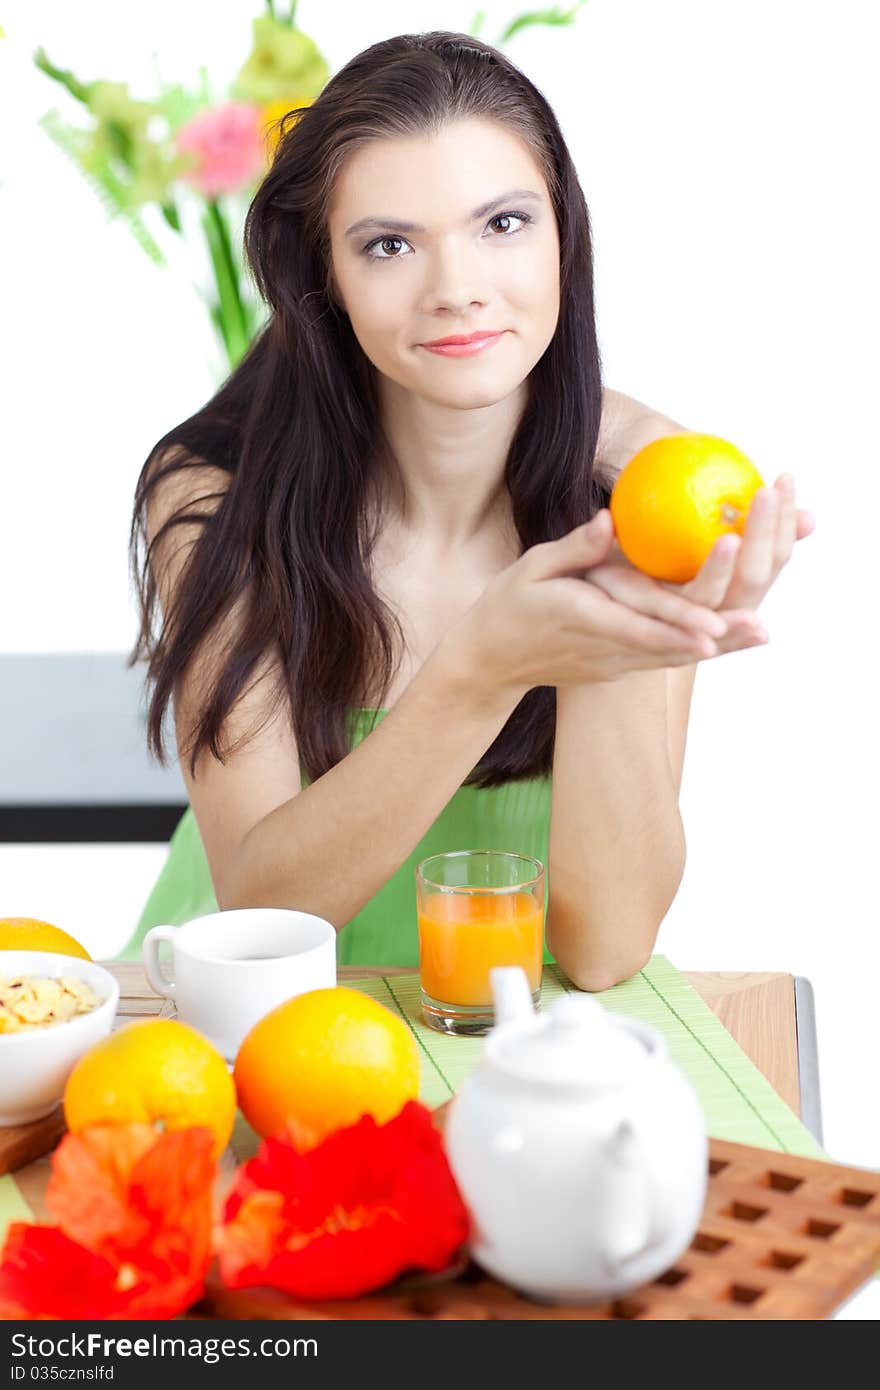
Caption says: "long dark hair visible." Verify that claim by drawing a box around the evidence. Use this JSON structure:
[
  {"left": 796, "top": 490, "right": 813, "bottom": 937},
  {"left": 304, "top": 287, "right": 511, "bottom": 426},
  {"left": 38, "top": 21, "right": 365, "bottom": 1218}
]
[{"left": 128, "top": 30, "right": 607, "bottom": 790}]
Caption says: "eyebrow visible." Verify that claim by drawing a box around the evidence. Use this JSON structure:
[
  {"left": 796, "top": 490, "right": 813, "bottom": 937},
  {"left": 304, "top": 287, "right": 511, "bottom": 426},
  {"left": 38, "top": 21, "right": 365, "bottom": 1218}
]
[{"left": 344, "top": 188, "right": 544, "bottom": 238}]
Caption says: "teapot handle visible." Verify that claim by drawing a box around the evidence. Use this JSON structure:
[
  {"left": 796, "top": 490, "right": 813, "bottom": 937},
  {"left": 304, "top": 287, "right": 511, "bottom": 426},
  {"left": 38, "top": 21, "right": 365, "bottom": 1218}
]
[{"left": 601, "top": 1117, "right": 666, "bottom": 1275}]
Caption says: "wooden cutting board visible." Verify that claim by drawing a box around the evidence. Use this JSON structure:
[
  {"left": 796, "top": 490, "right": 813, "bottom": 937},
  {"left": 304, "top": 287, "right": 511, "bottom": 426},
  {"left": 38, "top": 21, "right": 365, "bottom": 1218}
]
[
  {"left": 196, "top": 1135, "right": 880, "bottom": 1321},
  {"left": 0, "top": 1108, "right": 67, "bottom": 1176}
]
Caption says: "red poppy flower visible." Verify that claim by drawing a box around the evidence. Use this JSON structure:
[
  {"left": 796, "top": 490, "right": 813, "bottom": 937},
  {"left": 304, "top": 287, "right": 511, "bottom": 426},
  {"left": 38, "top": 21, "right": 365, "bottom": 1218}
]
[
  {"left": 0, "top": 1225, "right": 131, "bottom": 1320},
  {"left": 217, "top": 1100, "right": 469, "bottom": 1300},
  {"left": 0, "top": 1124, "right": 215, "bottom": 1320}
]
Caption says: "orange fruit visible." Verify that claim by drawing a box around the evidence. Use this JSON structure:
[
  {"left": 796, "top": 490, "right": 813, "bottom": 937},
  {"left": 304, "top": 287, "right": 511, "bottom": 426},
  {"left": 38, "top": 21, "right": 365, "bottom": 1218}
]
[
  {"left": 234, "top": 986, "right": 420, "bottom": 1145},
  {"left": 609, "top": 433, "right": 765, "bottom": 583},
  {"left": 0, "top": 917, "right": 91, "bottom": 959},
  {"left": 63, "top": 1018, "right": 236, "bottom": 1158}
]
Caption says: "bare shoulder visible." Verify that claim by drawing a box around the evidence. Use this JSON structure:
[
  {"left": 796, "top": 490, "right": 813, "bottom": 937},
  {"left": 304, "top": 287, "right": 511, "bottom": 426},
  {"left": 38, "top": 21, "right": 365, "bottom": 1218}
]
[
  {"left": 142, "top": 443, "right": 232, "bottom": 617},
  {"left": 596, "top": 387, "right": 689, "bottom": 488}
]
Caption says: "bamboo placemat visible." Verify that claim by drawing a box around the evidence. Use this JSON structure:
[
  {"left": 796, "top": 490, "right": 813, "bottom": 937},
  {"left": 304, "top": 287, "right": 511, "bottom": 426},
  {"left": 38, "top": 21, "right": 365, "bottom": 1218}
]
[{"left": 353, "top": 955, "right": 825, "bottom": 1158}]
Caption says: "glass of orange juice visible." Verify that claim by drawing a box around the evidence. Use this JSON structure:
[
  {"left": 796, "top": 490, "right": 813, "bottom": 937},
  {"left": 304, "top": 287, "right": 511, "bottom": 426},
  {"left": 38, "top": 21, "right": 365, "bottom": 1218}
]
[{"left": 415, "top": 850, "right": 545, "bottom": 1036}]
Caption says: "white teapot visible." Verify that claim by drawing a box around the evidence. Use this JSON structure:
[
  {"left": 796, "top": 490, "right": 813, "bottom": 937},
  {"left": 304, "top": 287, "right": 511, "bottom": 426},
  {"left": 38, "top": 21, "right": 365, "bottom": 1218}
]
[{"left": 444, "top": 966, "right": 708, "bottom": 1304}]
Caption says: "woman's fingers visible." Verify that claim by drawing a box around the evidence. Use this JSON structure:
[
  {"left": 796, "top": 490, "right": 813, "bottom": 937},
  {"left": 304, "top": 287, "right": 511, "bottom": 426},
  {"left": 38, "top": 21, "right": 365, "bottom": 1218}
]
[
  {"left": 723, "top": 485, "right": 780, "bottom": 608},
  {"left": 796, "top": 506, "right": 816, "bottom": 540},
  {"left": 670, "top": 533, "right": 742, "bottom": 609},
  {"left": 571, "top": 581, "right": 719, "bottom": 659},
  {"left": 580, "top": 535, "right": 768, "bottom": 657},
  {"left": 586, "top": 561, "right": 730, "bottom": 637},
  {"left": 578, "top": 477, "right": 810, "bottom": 667},
  {"left": 774, "top": 474, "right": 798, "bottom": 570},
  {"left": 724, "top": 476, "right": 808, "bottom": 609},
  {"left": 552, "top": 578, "right": 768, "bottom": 676}
]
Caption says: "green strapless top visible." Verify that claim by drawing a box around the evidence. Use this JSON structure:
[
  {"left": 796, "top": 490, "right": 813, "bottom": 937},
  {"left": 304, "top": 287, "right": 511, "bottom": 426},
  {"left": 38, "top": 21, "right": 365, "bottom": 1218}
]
[{"left": 119, "top": 707, "right": 553, "bottom": 968}]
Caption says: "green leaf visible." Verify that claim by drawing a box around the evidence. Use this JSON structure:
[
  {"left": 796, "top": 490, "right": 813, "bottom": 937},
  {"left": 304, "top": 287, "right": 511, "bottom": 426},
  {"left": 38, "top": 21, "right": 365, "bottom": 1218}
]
[
  {"left": 499, "top": 0, "right": 591, "bottom": 44},
  {"left": 201, "top": 199, "right": 251, "bottom": 369},
  {"left": 39, "top": 109, "right": 167, "bottom": 266},
  {"left": 152, "top": 80, "right": 207, "bottom": 135},
  {"left": 160, "top": 200, "right": 182, "bottom": 234},
  {"left": 32, "top": 47, "right": 92, "bottom": 105}
]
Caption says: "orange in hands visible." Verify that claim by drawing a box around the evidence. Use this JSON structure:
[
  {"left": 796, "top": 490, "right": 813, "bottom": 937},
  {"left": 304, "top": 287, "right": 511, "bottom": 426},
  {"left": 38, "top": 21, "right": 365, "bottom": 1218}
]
[{"left": 610, "top": 433, "right": 765, "bottom": 583}]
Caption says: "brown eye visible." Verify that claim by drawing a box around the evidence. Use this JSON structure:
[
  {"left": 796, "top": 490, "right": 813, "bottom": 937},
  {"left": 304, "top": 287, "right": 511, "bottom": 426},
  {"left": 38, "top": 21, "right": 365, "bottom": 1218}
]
[
  {"left": 488, "top": 212, "right": 532, "bottom": 235},
  {"left": 363, "top": 235, "right": 412, "bottom": 262}
]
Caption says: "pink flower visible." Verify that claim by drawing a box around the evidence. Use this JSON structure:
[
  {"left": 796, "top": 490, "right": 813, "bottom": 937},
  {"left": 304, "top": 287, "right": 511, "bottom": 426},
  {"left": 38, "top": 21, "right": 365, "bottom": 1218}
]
[{"left": 175, "top": 102, "right": 266, "bottom": 197}]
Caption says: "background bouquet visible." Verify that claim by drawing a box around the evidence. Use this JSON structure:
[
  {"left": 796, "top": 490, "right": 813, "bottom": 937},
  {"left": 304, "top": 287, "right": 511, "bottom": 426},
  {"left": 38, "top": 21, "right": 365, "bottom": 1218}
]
[{"left": 31, "top": 1, "right": 590, "bottom": 377}]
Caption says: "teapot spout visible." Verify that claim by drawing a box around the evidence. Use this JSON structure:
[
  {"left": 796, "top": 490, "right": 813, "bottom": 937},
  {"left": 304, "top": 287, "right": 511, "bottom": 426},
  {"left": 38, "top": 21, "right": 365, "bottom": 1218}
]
[{"left": 490, "top": 966, "right": 536, "bottom": 1027}]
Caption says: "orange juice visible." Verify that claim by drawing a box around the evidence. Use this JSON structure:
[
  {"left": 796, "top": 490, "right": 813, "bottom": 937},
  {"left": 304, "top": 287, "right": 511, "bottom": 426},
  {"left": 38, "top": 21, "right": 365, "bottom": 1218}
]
[{"left": 417, "top": 891, "right": 543, "bottom": 1006}]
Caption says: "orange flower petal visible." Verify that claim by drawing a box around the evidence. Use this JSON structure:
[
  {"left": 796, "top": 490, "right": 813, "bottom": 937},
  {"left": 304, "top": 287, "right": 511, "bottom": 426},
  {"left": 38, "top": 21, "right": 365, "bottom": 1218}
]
[
  {"left": 47, "top": 1123, "right": 157, "bottom": 1258},
  {"left": 34, "top": 1122, "right": 217, "bottom": 1315},
  {"left": 127, "top": 1127, "right": 215, "bottom": 1279},
  {"left": 215, "top": 1189, "right": 286, "bottom": 1284}
]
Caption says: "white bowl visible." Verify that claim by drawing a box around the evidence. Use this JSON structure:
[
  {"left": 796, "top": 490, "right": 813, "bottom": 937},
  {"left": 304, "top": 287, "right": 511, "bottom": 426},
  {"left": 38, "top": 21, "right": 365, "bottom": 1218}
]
[{"left": 0, "top": 951, "right": 120, "bottom": 1127}]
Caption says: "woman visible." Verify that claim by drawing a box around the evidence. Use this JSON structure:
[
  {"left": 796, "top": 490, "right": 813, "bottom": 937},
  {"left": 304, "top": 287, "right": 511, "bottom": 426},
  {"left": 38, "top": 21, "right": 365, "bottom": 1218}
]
[{"left": 124, "top": 32, "right": 813, "bottom": 985}]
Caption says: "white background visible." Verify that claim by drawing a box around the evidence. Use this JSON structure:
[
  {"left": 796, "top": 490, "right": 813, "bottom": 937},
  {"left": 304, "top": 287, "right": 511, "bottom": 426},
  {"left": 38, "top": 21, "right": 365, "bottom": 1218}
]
[{"left": 1, "top": 1, "right": 877, "bottom": 1315}]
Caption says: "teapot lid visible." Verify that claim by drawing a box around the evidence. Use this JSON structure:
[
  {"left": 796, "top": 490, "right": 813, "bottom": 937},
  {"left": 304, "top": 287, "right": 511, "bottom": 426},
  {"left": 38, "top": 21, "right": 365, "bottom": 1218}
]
[{"left": 487, "top": 992, "right": 653, "bottom": 1088}]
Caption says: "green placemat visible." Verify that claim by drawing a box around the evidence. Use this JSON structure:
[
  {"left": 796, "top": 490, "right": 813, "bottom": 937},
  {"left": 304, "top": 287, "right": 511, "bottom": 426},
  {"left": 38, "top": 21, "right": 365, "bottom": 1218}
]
[
  {"left": 0, "top": 1174, "right": 31, "bottom": 1239},
  {"left": 368, "top": 954, "right": 826, "bottom": 1159}
]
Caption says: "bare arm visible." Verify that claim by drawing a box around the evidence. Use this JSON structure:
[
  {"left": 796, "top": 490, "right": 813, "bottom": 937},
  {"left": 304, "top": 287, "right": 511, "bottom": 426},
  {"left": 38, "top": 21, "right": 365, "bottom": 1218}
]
[
  {"left": 548, "top": 672, "right": 688, "bottom": 992},
  {"left": 548, "top": 392, "right": 698, "bottom": 991},
  {"left": 225, "top": 656, "right": 521, "bottom": 925},
  {"left": 596, "top": 386, "right": 702, "bottom": 784}
]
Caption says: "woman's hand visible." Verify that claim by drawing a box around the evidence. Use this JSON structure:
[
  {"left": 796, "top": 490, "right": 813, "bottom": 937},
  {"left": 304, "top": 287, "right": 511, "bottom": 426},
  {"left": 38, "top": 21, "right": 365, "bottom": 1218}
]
[
  {"left": 668, "top": 473, "right": 814, "bottom": 610},
  {"left": 587, "top": 474, "right": 815, "bottom": 657},
  {"left": 582, "top": 523, "right": 766, "bottom": 659},
  {"left": 441, "top": 511, "right": 751, "bottom": 703}
]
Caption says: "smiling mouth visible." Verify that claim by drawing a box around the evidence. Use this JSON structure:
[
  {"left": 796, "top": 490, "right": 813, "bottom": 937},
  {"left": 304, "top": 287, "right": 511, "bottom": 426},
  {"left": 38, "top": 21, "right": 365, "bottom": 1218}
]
[{"left": 419, "top": 332, "right": 507, "bottom": 357}]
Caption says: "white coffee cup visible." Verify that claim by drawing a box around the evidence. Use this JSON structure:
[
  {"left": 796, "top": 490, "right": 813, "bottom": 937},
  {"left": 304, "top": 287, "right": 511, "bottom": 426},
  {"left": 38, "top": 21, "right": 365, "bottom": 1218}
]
[{"left": 142, "top": 908, "right": 337, "bottom": 1060}]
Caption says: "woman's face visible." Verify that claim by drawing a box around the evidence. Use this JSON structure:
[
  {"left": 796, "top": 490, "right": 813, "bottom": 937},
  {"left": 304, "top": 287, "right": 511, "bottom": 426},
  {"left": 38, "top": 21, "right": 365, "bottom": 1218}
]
[{"left": 327, "top": 118, "right": 561, "bottom": 408}]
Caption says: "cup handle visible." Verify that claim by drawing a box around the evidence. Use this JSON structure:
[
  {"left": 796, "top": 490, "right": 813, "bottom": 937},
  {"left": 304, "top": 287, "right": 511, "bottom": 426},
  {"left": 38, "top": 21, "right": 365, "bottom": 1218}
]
[{"left": 142, "top": 925, "right": 178, "bottom": 999}]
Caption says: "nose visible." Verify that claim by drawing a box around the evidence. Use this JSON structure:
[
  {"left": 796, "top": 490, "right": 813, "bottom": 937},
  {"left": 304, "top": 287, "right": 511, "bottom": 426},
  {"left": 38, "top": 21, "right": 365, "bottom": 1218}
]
[{"left": 421, "top": 238, "right": 488, "bottom": 314}]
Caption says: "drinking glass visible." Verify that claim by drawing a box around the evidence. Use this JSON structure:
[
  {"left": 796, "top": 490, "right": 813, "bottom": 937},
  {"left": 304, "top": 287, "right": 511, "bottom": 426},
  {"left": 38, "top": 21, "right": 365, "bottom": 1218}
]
[{"left": 415, "top": 850, "right": 545, "bottom": 1036}]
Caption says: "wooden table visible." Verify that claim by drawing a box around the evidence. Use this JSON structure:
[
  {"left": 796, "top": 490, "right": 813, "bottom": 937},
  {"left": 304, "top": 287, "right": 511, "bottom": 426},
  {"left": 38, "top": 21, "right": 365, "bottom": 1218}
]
[{"left": 13, "top": 961, "right": 816, "bottom": 1222}]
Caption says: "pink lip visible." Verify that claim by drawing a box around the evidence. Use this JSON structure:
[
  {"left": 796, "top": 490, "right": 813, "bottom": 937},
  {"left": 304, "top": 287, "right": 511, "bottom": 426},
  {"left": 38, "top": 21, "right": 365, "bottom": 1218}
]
[
  {"left": 423, "top": 330, "right": 503, "bottom": 346},
  {"left": 420, "top": 331, "right": 506, "bottom": 357}
]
